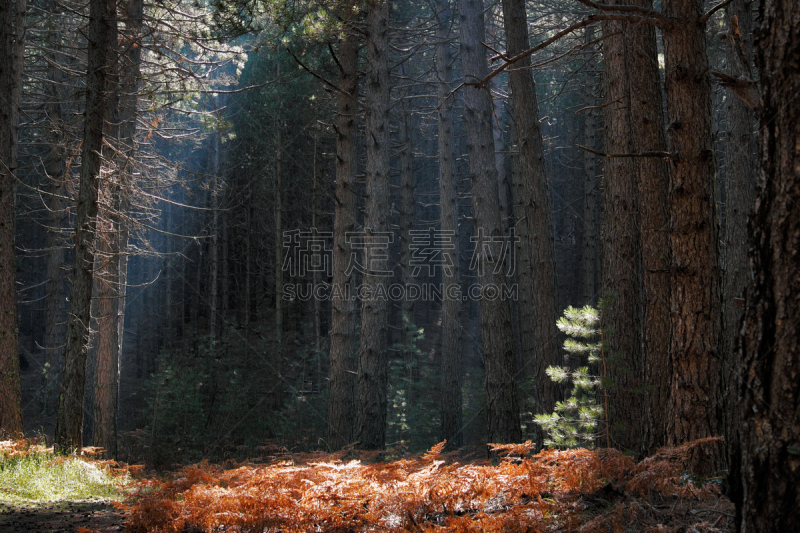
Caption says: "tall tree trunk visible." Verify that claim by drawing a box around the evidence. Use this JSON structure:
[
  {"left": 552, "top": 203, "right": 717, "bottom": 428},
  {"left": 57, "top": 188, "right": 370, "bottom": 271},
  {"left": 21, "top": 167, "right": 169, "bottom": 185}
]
[
  {"left": 600, "top": 10, "right": 644, "bottom": 454},
  {"left": 661, "top": 0, "right": 721, "bottom": 471},
  {"left": 628, "top": 0, "right": 671, "bottom": 456},
  {"left": 92, "top": 4, "right": 120, "bottom": 461},
  {"left": 327, "top": 31, "right": 359, "bottom": 450},
  {"left": 501, "top": 0, "right": 559, "bottom": 447},
  {"left": 42, "top": 3, "right": 69, "bottom": 387},
  {"left": 581, "top": 25, "right": 600, "bottom": 308},
  {"left": 720, "top": 0, "right": 755, "bottom": 469},
  {"left": 734, "top": 0, "right": 800, "bottom": 528},
  {"left": 434, "top": 0, "right": 462, "bottom": 449},
  {"left": 311, "top": 128, "right": 322, "bottom": 390},
  {"left": 0, "top": 0, "right": 26, "bottom": 436},
  {"left": 458, "top": 0, "right": 521, "bottom": 444},
  {"left": 273, "top": 116, "right": 283, "bottom": 410},
  {"left": 92, "top": 0, "right": 142, "bottom": 458},
  {"left": 356, "top": 0, "right": 392, "bottom": 449},
  {"left": 93, "top": 217, "right": 119, "bottom": 456},
  {"left": 397, "top": 102, "right": 417, "bottom": 418},
  {"left": 56, "top": 0, "right": 116, "bottom": 453},
  {"left": 210, "top": 132, "right": 220, "bottom": 339},
  {"left": 244, "top": 198, "right": 252, "bottom": 330}
]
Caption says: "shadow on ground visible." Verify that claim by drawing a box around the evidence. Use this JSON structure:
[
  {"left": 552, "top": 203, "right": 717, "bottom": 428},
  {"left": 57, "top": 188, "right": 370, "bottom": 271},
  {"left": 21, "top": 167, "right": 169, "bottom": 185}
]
[{"left": 0, "top": 500, "right": 125, "bottom": 532}]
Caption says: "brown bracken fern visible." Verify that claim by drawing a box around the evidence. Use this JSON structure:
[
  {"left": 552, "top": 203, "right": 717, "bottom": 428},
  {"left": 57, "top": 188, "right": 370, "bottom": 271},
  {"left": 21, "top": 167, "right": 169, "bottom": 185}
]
[{"left": 123, "top": 437, "right": 732, "bottom": 532}]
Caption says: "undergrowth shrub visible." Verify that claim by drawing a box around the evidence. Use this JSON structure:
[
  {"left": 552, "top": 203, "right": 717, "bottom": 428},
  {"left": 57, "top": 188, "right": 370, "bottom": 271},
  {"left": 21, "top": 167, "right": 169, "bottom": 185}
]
[
  {"left": 0, "top": 439, "right": 129, "bottom": 503},
  {"left": 535, "top": 305, "right": 609, "bottom": 449}
]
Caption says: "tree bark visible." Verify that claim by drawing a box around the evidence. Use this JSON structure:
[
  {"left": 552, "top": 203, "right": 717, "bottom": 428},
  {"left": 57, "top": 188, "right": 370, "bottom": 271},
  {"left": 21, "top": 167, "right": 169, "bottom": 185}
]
[
  {"left": 272, "top": 116, "right": 282, "bottom": 410},
  {"left": 500, "top": 0, "right": 559, "bottom": 447},
  {"left": 92, "top": 0, "right": 142, "bottom": 458},
  {"left": 93, "top": 2, "right": 121, "bottom": 461},
  {"left": 628, "top": 1, "right": 671, "bottom": 456},
  {"left": 581, "top": 25, "right": 601, "bottom": 308},
  {"left": 55, "top": 0, "right": 116, "bottom": 454},
  {"left": 720, "top": 0, "right": 755, "bottom": 470},
  {"left": 434, "top": 0, "right": 463, "bottom": 449},
  {"left": 93, "top": 218, "right": 119, "bottom": 457},
  {"left": 459, "top": 0, "right": 521, "bottom": 444},
  {"left": 397, "top": 99, "right": 417, "bottom": 417},
  {"left": 42, "top": 1, "right": 69, "bottom": 388},
  {"left": 661, "top": 0, "right": 721, "bottom": 471},
  {"left": 0, "top": 0, "right": 26, "bottom": 436},
  {"left": 734, "top": 0, "right": 800, "bottom": 528},
  {"left": 601, "top": 8, "right": 644, "bottom": 454},
  {"left": 356, "top": 0, "right": 392, "bottom": 449},
  {"left": 210, "top": 132, "right": 220, "bottom": 339},
  {"left": 327, "top": 31, "right": 360, "bottom": 450}
]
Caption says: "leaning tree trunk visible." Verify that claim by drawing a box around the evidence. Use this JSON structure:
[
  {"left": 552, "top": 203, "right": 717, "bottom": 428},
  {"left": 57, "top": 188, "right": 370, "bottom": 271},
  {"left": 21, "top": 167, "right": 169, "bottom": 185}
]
[
  {"left": 0, "top": 0, "right": 26, "bottom": 436},
  {"left": 55, "top": 0, "right": 116, "bottom": 454},
  {"left": 434, "top": 0, "right": 462, "bottom": 449},
  {"left": 734, "top": 0, "right": 800, "bottom": 529},
  {"left": 500, "top": 0, "right": 559, "bottom": 448},
  {"left": 458, "top": 0, "right": 521, "bottom": 444},
  {"left": 356, "top": 0, "right": 392, "bottom": 450},
  {"left": 327, "top": 30, "right": 359, "bottom": 451},
  {"left": 661, "top": 0, "right": 722, "bottom": 472}
]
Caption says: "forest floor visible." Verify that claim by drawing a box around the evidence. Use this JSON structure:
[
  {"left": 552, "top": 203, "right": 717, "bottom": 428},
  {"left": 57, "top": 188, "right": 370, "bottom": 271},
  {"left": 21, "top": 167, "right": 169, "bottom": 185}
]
[
  {"left": 1, "top": 438, "right": 736, "bottom": 532},
  {"left": 0, "top": 500, "right": 125, "bottom": 533}
]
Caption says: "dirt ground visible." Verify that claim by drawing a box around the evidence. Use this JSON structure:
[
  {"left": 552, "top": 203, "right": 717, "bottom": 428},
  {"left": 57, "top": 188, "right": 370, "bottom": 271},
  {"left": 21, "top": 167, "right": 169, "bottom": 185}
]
[{"left": 0, "top": 500, "right": 125, "bottom": 533}]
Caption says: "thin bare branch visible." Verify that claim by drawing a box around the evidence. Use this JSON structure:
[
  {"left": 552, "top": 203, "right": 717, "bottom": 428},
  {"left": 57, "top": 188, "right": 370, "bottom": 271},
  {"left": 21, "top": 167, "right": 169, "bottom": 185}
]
[
  {"left": 476, "top": 14, "right": 665, "bottom": 90},
  {"left": 578, "top": 144, "right": 679, "bottom": 160},
  {"left": 285, "top": 47, "right": 365, "bottom": 110},
  {"left": 700, "top": 0, "right": 735, "bottom": 24}
]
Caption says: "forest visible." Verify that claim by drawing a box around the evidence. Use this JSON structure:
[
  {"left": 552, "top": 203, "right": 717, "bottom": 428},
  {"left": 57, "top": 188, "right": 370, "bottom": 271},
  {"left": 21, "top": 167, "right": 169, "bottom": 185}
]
[{"left": 0, "top": 0, "right": 797, "bottom": 529}]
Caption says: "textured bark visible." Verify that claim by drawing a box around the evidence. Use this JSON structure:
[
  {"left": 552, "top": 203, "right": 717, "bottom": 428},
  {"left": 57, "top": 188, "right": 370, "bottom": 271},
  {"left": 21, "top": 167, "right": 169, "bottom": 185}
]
[
  {"left": 626, "top": 0, "right": 671, "bottom": 456},
  {"left": 661, "top": 0, "right": 721, "bottom": 471},
  {"left": 459, "top": 0, "right": 521, "bottom": 444},
  {"left": 581, "top": 25, "right": 601, "bottom": 308},
  {"left": 93, "top": 0, "right": 141, "bottom": 458},
  {"left": 500, "top": 0, "right": 558, "bottom": 446},
  {"left": 734, "top": 1, "right": 800, "bottom": 529},
  {"left": 273, "top": 92, "right": 282, "bottom": 375},
  {"left": 42, "top": 4, "right": 69, "bottom": 380},
  {"left": 434, "top": 0, "right": 462, "bottom": 449},
  {"left": 397, "top": 101, "right": 418, "bottom": 414},
  {"left": 355, "top": 0, "right": 392, "bottom": 450},
  {"left": 601, "top": 9, "right": 644, "bottom": 454},
  {"left": 327, "top": 32, "right": 359, "bottom": 451},
  {"left": 210, "top": 133, "right": 220, "bottom": 339},
  {"left": 55, "top": 0, "right": 116, "bottom": 453},
  {"left": 0, "top": 0, "right": 26, "bottom": 436},
  {"left": 93, "top": 2, "right": 120, "bottom": 461},
  {"left": 720, "top": 0, "right": 755, "bottom": 470},
  {"left": 93, "top": 221, "right": 119, "bottom": 457}
]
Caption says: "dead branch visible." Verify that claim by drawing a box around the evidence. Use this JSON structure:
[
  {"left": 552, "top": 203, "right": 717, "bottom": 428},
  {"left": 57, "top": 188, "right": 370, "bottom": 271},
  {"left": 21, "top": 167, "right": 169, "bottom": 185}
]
[{"left": 578, "top": 144, "right": 679, "bottom": 160}]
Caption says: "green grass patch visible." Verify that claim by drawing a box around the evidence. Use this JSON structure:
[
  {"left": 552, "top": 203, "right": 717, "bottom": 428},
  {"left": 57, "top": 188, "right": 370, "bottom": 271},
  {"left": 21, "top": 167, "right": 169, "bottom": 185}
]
[{"left": 0, "top": 441, "right": 129, "bottom": 504}]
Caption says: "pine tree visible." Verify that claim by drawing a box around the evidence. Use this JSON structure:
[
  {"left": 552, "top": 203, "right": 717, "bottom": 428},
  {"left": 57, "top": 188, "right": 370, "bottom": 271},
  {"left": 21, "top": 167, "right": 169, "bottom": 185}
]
[{"left": 535, "top": 306, "right": 608, "bottom": 449}]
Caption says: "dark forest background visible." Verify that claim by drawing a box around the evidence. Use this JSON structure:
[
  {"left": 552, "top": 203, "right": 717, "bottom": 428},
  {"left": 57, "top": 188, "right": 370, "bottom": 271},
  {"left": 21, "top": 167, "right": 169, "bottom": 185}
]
[{"left": 0, "top": 0, "right": 797, "bottom": 527}]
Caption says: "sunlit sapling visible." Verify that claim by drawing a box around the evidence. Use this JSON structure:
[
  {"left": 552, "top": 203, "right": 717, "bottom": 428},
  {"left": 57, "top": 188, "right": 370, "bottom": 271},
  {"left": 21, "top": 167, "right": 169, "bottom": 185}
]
[{"left": 535, "top": 305, "right": 609, "bottom": 449}]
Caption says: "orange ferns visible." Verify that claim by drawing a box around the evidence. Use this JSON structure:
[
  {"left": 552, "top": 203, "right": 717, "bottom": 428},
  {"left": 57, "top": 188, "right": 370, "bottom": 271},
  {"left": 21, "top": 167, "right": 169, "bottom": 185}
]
[{"left": 124, "top": 439, "right": 732, "bottom": 532}]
